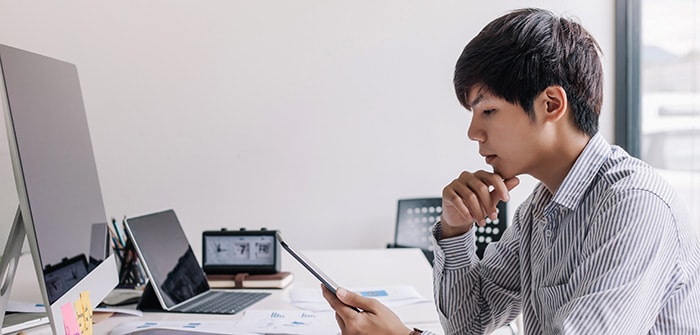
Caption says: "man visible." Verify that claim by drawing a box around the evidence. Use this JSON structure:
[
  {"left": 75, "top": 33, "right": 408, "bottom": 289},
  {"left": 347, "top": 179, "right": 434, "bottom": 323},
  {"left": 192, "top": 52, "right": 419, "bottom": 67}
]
[{"left": 323, "top": 7, "right": 700, "bottom": 335}]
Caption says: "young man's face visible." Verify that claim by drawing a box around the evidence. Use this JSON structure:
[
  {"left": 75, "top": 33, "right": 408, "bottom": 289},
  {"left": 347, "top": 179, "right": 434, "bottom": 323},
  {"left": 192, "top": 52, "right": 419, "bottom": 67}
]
[{"left": 465, "top": 86, "right": 545, "bottom": 179}]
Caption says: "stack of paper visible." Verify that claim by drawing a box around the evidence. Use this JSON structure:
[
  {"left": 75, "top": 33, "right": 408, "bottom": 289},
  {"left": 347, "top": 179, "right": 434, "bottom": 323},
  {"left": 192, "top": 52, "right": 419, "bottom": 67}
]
[
  {"left": 289, "top": 285, "right": 430, "bottom": 311},
  {"left": 109, "top": 310, "right": 339, "bottom": 335}
]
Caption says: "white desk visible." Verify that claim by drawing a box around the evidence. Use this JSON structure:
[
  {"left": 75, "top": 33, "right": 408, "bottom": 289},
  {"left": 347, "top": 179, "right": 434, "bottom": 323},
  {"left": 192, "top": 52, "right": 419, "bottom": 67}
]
[{"left": 9, "top": 248, "right": 444, "bottom": 335}]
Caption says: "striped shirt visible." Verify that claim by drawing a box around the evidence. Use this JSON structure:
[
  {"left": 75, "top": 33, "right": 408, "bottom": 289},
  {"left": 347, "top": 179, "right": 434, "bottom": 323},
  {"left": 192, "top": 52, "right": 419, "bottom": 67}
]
[{"left": 425, "top": 134, "right": 700, "bottom": 335}]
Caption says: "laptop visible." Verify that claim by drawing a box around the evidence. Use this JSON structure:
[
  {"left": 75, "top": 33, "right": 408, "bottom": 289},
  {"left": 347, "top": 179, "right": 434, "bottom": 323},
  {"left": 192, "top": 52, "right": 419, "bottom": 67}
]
[{"left": 123, "top": 209, "right": 270, "bottom": 314}]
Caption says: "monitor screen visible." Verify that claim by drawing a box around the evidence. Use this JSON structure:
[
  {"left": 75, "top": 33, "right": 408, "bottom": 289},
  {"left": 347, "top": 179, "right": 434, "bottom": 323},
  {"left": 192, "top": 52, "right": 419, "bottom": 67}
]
[{"left": 0, "top": 44, "right": 118, "bottom": 335}]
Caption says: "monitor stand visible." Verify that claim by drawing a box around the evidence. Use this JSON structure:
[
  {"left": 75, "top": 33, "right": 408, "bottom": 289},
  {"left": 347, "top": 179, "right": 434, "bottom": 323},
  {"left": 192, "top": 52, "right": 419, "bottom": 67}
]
[{"left": 0, "top": 207, "right": 48, "bottom": 332}]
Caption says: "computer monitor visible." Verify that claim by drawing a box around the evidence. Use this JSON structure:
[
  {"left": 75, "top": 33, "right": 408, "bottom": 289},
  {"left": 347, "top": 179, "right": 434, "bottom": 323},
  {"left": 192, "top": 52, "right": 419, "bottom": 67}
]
[{"left": 0, "top": 44, "right": 118, "bottom": 334}]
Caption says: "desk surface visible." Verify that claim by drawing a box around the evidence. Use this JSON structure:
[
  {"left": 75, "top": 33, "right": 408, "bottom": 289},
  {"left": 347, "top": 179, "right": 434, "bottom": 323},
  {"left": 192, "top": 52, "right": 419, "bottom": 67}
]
[{"left": 9, "top": 247, "right": 444, "bottom": 335}]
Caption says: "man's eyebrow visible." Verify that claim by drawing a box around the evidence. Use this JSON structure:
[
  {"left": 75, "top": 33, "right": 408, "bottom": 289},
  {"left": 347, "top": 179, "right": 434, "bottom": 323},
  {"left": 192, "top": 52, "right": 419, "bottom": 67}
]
[{"left": 467, "top": 93, "right": 484, "bottom": 110}]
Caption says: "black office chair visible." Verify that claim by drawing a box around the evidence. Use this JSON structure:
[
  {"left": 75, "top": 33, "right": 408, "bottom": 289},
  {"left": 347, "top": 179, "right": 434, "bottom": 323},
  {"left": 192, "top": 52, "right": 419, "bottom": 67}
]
[{"left": 388, "top": 197, "right": 508, "bottom": 265}]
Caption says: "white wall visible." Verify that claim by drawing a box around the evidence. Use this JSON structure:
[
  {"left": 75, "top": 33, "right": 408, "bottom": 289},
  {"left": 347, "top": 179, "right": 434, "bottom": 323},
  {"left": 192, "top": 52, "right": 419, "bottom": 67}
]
[{"left": 0, "top": 1, "right": 615, "bottom": 259}]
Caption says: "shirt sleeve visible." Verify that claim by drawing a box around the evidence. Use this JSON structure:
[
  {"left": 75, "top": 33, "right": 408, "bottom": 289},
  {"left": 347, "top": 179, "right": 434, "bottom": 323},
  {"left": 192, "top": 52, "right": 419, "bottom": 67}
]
[{"left": 431, "top": 214, "right": 522, "bottom": 335}]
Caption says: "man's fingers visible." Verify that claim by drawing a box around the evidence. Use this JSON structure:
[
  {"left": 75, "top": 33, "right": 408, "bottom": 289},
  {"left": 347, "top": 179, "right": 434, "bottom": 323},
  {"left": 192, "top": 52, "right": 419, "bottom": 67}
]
[
  {"left": 504, "top": 177, "right": 520, "bottom": 192},
  {"left": 443, "top": 171, "right": 521, "bottom": 229},
  {"left": 487, "top": 177, "right": 520, "bottom": 213},
  {"left": 336, "top": 287, "right": 378, "bottom": 313},
  {"left": 322, "top": 285, "right": 366, "bottom": 318},
  {"left": 334, "top": 313, "right": 346, "bottom": 331},
  {"left": 445, "top": 182, "right": 478, "bottom": 223},
  {"left": 470, "top": 171, "right": 501, "bottom": 222},
  {"left": 322, "top": 285, "right": 343, "bottom": 308}
]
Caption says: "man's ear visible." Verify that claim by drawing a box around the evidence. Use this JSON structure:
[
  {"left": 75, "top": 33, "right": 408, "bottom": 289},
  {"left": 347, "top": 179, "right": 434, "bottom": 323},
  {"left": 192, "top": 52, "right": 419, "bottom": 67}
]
[{"left": 539, "top": 85, "right": 568, "bottom": 122}]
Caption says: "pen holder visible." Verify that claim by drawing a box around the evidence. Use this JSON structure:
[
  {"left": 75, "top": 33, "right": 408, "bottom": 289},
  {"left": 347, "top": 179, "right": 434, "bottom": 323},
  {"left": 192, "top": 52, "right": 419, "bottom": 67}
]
[
  {"left": 114, "top": 239, "right": 147, "bottom": 288},
  {"left": 108, "top": 217, "right": 147, "bottom": 288}
]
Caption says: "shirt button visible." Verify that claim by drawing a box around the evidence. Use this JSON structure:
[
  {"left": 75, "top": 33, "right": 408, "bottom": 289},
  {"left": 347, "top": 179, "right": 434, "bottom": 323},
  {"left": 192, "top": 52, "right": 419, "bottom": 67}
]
[{"left": 545, "top": 230, "right": 552, "bottom": 238}]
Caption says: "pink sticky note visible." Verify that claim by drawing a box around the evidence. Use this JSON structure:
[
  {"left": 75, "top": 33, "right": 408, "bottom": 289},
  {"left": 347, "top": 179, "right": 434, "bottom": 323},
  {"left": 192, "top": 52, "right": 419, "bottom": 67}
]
[{"left": 61, "top": 302, "right": 82, "bottom": 335}]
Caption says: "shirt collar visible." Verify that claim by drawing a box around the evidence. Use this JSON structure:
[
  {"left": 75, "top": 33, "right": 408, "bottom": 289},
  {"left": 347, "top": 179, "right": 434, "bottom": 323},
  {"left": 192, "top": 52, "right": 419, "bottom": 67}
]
[{"left": 545, "top": 133, "right": 611, "bottom": 214}]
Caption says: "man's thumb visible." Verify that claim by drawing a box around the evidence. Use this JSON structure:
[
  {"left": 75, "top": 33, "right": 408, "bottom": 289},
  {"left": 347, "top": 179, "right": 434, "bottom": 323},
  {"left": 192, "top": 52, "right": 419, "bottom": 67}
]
[{"left": 336, "top": 288, "right": 367, "bottom": 310}]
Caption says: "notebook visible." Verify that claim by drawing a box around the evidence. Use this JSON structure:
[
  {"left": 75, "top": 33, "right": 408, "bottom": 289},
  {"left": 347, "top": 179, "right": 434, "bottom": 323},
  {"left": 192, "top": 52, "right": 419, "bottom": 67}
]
[{"left": 123, "top": 209, "right": 270, "bottom": 314}]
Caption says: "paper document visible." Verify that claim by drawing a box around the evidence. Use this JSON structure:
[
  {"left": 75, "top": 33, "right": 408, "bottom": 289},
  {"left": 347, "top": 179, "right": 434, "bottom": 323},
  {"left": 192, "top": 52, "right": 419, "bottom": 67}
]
[
  {"left": 289, "top": 285, "right": 430, "bottom": 311},
  {"left": 1, "top": 313, "right": 49, "bottom": 334},
  {"left": 109, "top": 310, "right": 339, "bottom": 335},
  {"left": 236, "top": 310, "right": 339, "bottom": 335},
  {"left": 94, "top": 306, "right": 143, "bottom": 317},
  {"left": 6, "top": 300, "right": 143, "bottom": 317},
  {"left": 6, "top": 300, "right": 45, "bottom": 313},
  {"left": 109, "top": 320, "right": 257, "bottom": 335}
]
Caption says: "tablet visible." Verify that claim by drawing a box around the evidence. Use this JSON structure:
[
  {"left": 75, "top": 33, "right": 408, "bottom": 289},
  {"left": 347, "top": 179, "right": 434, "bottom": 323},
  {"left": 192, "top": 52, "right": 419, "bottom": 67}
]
[
  {"left": 276, "top": 232, "right": 340, "bottom": 293},
  {"left": 277, "top": 233, "right": 363, "bottom": 313}
]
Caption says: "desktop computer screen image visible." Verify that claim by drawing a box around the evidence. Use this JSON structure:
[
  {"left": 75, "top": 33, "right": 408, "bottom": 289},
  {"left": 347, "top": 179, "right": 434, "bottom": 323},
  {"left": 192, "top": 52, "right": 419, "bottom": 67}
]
[{"left": 0, "top": 44, "right": 118, "bottom": 334}]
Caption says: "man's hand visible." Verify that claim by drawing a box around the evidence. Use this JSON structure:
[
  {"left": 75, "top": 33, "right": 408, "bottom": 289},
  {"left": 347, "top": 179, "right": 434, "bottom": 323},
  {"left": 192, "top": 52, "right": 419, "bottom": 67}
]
[
  {"left": 322, "top": 285, "right": 412, "bottom": 335},
  {"left": 441, "top": 170, "right": 520, "bottom": 239}
]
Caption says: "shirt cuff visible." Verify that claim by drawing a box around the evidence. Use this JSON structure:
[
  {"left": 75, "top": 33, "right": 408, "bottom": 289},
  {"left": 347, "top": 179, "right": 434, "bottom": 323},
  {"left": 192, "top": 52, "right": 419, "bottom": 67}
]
[{"left": 432, "top": 221, "right": 476, "bottom": 270}]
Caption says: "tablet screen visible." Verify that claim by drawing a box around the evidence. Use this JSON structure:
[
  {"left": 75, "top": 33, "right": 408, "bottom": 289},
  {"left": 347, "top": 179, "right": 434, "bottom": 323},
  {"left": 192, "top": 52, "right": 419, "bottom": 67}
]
[{"left": 276, "top": 232, "right": 339, "bottom": 293}]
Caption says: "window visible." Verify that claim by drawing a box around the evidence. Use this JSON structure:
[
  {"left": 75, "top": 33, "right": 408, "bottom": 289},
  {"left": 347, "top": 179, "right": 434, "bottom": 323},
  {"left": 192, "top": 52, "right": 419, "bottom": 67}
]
[{"left": 617, "top": 0, "right": 700, "bottom": 233}]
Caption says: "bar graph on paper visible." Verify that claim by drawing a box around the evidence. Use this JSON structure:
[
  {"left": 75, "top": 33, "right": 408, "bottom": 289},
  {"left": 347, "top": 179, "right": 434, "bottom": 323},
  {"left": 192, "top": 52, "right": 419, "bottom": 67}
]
[{"left": 237, "top": 310, "right": 340, "bottom": 335}]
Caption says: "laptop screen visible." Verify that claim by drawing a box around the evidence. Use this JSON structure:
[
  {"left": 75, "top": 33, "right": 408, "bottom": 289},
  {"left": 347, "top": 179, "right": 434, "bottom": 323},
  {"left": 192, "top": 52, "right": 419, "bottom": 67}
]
[{"left": 125, "top": 209, "right": 210, "bottom": 309}]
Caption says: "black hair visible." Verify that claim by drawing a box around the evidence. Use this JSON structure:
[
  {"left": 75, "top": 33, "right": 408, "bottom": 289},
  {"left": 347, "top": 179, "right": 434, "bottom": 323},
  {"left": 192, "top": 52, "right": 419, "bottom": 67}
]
[{"left": 454, "top": 8, "right": 603, "bottom": 137}]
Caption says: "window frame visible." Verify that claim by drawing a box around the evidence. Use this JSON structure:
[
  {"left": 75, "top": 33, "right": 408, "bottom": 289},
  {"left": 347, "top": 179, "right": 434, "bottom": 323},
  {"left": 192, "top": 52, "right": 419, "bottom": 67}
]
[{"left": 615, "top": 0, "right": 641, "bottom": 157}]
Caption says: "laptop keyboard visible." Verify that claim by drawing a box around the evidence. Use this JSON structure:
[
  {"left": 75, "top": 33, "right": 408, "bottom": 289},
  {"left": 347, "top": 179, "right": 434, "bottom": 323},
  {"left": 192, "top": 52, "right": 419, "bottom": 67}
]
[{"left": 180, "top": 290, "right": 270, "bottom": 314}]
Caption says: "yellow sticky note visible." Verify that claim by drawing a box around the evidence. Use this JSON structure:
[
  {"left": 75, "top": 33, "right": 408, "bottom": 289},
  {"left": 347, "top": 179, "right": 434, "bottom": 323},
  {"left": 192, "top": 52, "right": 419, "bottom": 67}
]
[
  {"left": 80, "top": 291, "right": 93, "bottom": 335},
  {"left": 72, "top": 299, "right": 85, "bottom": 334}
]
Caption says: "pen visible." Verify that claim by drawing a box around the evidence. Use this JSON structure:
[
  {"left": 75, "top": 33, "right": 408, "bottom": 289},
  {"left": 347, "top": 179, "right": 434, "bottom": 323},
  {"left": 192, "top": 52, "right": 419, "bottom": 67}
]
[{"left": 111, "top": 217, "right": 126, "bottom": 247}]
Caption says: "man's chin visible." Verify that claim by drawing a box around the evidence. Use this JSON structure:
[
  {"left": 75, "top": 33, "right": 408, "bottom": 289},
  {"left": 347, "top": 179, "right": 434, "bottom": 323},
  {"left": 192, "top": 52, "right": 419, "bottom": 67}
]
[{"left": 492, "top": 167, "right": 517, "bottom": 180}]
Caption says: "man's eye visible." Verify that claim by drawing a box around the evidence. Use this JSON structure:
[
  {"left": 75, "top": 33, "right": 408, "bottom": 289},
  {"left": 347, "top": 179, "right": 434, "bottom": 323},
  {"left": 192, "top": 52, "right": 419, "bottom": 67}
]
[{"left": 482, "top": 109, "right": 495, "bottom": 116}]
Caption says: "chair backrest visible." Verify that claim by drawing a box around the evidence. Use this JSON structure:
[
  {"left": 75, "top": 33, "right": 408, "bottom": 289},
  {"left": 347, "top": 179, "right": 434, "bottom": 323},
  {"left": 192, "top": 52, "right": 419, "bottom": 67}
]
[{"left": 390, "top": 197, "right": 507, "bottom": 264}]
